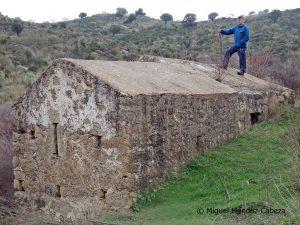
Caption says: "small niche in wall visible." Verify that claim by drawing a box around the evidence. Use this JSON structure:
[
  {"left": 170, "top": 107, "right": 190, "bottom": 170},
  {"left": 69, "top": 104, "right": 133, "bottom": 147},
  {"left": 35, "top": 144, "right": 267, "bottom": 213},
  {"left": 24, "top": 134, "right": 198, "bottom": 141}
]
[
  {"left": 53, "top": 123, "right": 59, "bottom": 156},
  {"left": 100, "top": 189, "right": 107, "bottom": 199},
  {"left": 30, "top": 130, "right": 36, "bottom": 139},
  {"left": 97, "top": 136, "right": 102, "bottom": 148},
  {"left": 250, "top": 112, "right": 261, "bottom": 124},
  {"left": 55, "top": 185, "right": 61, "bottom": 198},
  {"left": 92, "top": 135, "right": 102, "bottom": 148},
  {"left": 17, "top": 179, "right": 25, "bottom": 191},
  {"left": 18, "top": 128, "right": 26, "bottom": 134}
]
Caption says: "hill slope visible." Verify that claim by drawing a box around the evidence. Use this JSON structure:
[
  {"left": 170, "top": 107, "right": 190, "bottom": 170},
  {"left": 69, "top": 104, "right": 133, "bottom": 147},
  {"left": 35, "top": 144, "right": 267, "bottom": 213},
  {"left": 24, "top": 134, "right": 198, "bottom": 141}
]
[{"left": 0, "top": 9, "right": 299, "bottom": 104}]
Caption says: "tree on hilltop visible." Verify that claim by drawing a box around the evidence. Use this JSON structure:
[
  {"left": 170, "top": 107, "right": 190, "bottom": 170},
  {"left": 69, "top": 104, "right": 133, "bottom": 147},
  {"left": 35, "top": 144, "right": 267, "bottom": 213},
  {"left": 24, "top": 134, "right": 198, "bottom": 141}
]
[
  {"left": 182, "top": 13, "right": 197, "bottom": 27},
  {"left": 79, "top": 12, "right": 87, "bottom": 19},
  {"left": 11, "top": 19, "right": 24, "bottom": 36},
  {"left": 160, "top": 13, "right": 173, "bottom": 24},
  {"left": 208, "top": 12, "right": 218, "bottom": 21},
  {"left": 135, "top": 8, "right": 146, "bottom": 16},
  {"left": 116, "top": 8, "right": 128, "bottom": 18}
]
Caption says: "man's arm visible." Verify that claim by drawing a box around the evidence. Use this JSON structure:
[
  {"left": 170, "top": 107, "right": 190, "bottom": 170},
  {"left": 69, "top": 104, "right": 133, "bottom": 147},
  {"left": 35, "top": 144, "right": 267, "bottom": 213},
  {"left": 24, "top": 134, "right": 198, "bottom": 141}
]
[
  {"left": 240, "top": 26, "right": 250, "bottom": 46},
  {"left": 220, "top": 27, "right": 234, "bottom": 35}
]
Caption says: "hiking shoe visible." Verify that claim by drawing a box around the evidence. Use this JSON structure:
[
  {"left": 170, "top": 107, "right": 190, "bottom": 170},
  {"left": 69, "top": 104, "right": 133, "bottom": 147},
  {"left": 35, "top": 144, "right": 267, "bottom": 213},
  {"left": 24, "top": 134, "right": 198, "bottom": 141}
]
[{"left": 237, "top": 70, "right": 245, "bottom": 75}]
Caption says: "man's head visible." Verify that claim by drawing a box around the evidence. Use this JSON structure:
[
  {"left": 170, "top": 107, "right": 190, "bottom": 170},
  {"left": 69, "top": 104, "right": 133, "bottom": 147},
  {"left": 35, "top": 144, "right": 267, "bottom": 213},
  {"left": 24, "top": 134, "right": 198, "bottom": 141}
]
[{"left": 236, "top": 15, "right": 245, "bottom": 25}]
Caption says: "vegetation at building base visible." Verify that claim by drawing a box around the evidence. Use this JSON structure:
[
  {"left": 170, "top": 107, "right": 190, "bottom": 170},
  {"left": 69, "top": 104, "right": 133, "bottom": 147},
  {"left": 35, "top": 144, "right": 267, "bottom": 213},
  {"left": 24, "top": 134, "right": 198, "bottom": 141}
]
[
  {"left": 98, "top": 101, "right": 300, "bottom": 225},
  {"left": 0, "top": 8, "right": 299, "bottom": 105}
]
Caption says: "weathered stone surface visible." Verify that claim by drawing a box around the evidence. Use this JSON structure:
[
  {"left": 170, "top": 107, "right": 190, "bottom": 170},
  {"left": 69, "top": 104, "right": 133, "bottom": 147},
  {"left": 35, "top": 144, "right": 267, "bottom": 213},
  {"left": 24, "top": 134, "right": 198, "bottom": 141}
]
[{"left": 12, "top": 57, "right": 294, "bottom": 218}]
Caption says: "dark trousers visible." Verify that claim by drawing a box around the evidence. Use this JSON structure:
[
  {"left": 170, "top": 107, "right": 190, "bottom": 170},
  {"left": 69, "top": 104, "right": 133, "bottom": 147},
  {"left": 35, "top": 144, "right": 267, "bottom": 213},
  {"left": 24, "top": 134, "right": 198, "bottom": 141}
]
[{"left": 222, "top": 46, "right": 246, "bottom": 72}]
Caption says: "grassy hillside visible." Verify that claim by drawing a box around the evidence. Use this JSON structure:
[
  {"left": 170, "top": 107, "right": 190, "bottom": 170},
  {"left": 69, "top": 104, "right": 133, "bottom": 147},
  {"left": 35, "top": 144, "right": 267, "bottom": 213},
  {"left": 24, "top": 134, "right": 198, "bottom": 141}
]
[
  {"left": 98, "top": 103, "right": 300, "bottom": 225},
  {"left": 0, "top": 8, "right": 299, "bottom": 104}
]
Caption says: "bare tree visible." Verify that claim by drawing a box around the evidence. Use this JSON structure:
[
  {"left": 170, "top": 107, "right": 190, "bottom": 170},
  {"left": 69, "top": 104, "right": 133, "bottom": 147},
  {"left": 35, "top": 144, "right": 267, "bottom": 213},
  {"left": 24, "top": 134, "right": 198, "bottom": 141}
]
[
  {"left": 247, "top": 48, "right": 300, "bottom": 95},
  {"left": 247, "top": 47, "right": 274, "bottom": 78}
]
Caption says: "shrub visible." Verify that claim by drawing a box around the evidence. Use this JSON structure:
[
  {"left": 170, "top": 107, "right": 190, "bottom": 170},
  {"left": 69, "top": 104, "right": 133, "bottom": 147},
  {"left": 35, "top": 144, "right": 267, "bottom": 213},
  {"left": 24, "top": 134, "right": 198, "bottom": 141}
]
[
  {"left": 122, "top": 52, "right": 139, "bottom": 61},
  {"left": 89, "top": 39, "right": 99, "bottom": 51},
  {"left": 51, "top": 23, "right": 58, "bottom": 29},
  {"left": 109, "top": 25, "right": 122, "bottom": 35},
  {"left": 28, "top": 53, "right": 47, "bottom": 72},
  {"left": 16, "top": 34, "right": 45, "bottom": 47},
  {"left": 0, "top": 35, "right": 9, "bottom": 45},
  {"left": 11, "top": 19, "right": 24, "bottom": 36},
  {"left": 248, "top": 11, "right": 256, "bottom": 16},
  {"left": 0, "top": 55, "right": 14, "bottom": 78},
  {"left": 259, "top": 9, "right": 269, "bottom": 15},
  {"left": 124, "top": 14, "right": 137, "bottom": 24},
  {"left": 59, "top": 22, "right": 67, "bottom": 29},
  {"left": 269, "top": 9, "right": 282, "bottom": 22}
]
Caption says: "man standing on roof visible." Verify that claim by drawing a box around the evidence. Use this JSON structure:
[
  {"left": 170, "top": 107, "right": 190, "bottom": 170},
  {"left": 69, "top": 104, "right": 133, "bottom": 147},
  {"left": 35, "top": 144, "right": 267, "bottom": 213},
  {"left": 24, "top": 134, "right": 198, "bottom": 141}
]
[{"left": 220, "top": 15, "right": 250, "bottom": 75}]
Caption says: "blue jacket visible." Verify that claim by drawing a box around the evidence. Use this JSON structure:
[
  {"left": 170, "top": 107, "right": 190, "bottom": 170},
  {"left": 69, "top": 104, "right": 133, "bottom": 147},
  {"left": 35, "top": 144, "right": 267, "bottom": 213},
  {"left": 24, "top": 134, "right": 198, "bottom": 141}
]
[{"left": 220, "top": 24, "right": 250, "bottom": 48}]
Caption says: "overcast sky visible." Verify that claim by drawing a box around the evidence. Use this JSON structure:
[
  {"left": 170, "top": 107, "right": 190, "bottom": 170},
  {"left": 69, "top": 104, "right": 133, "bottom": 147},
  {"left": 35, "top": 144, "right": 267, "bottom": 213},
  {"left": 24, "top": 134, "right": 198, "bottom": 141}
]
[{"left": 1, "top": 0, "right": 299, "bottom": 22}]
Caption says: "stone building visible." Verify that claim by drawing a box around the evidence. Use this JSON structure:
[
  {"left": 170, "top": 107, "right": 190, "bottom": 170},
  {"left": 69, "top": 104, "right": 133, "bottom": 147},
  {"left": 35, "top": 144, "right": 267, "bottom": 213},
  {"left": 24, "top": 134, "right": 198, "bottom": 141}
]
[{"left": 12, "top": 57, "right": 294, "bottom": 218}]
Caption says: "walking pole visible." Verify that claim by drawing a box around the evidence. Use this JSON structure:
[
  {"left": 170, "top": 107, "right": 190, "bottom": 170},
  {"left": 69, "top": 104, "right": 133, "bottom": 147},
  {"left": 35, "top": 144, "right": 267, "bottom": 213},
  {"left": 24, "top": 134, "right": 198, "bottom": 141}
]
[{"left": 218, "top": 33, "right": 223, "bottom": 67}]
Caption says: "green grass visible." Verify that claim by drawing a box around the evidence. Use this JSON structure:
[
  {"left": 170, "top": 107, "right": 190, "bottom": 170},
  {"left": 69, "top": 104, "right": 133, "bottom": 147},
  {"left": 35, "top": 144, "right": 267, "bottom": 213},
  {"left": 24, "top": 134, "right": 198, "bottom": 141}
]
[{"left": 99, "top": 104, "right": 300, "bottom": 225}]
